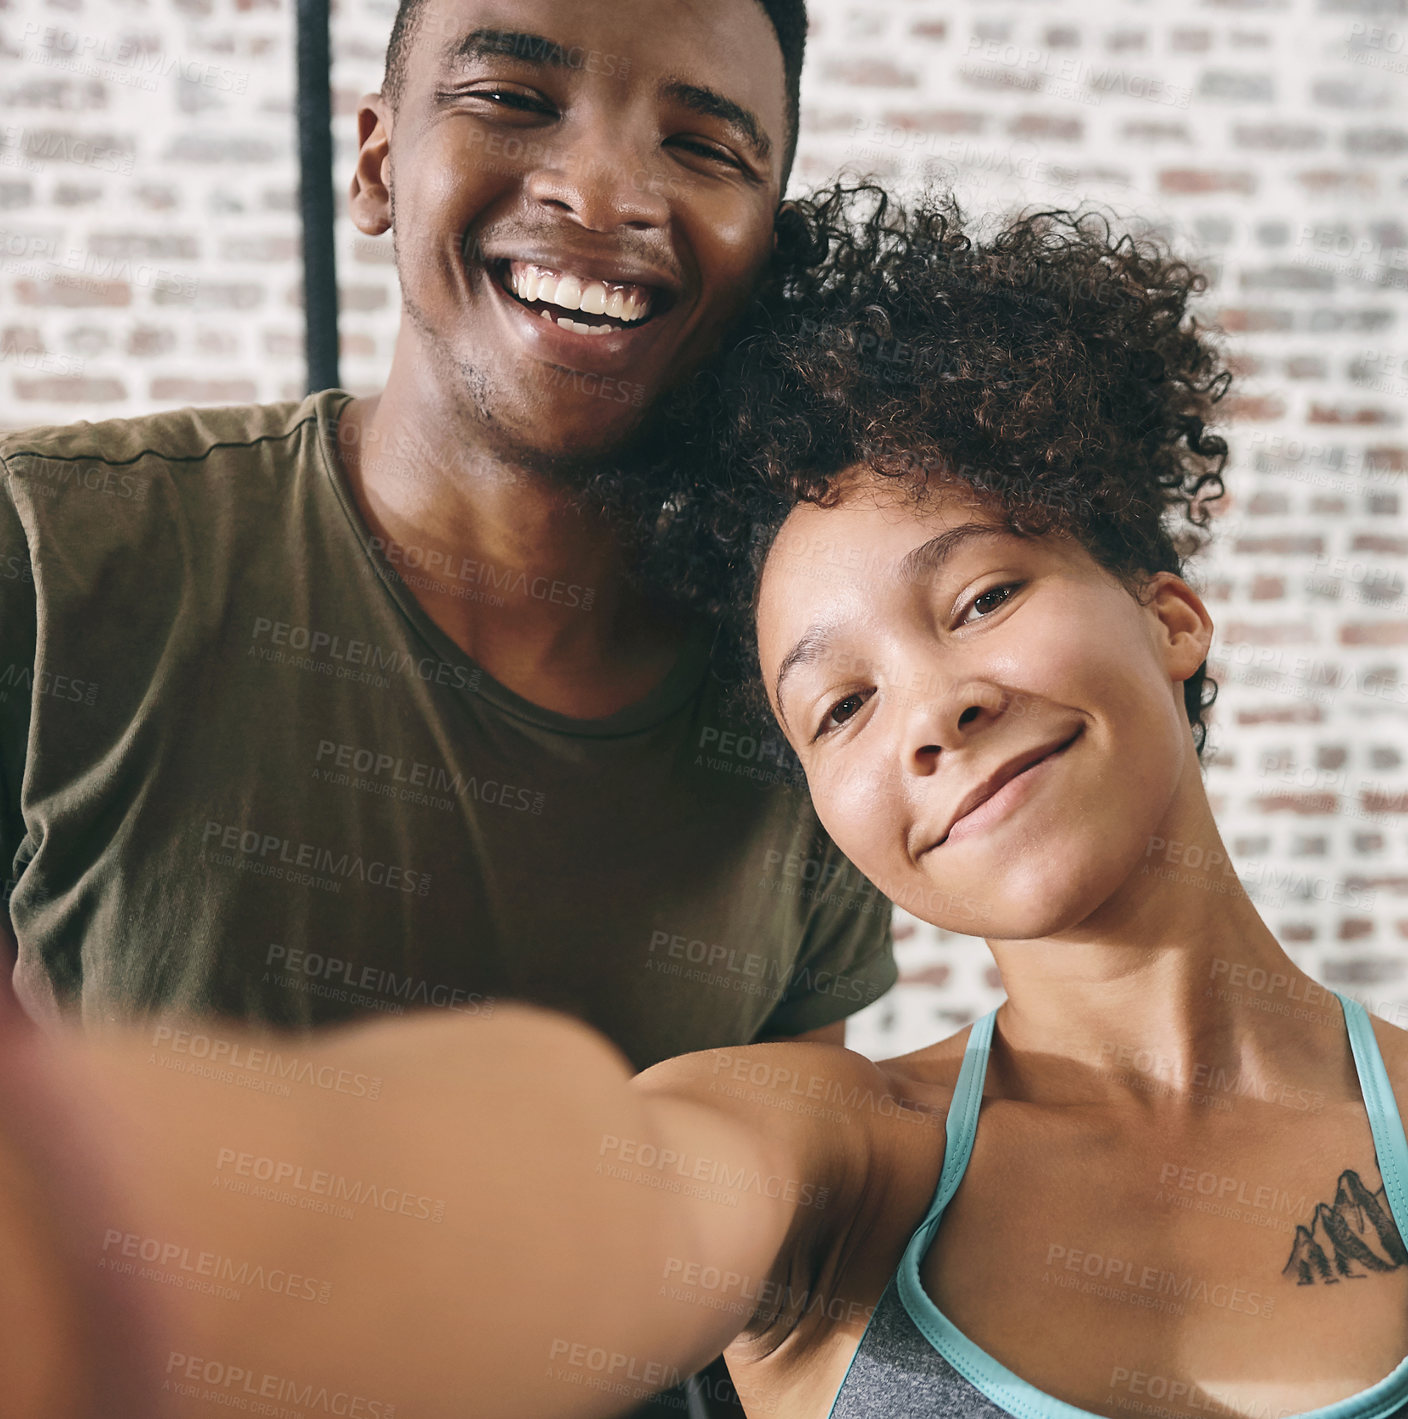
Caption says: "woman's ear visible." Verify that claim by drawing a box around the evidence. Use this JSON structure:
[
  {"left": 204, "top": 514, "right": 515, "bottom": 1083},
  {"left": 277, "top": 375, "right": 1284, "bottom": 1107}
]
[
  {"left": 349, "top": 94, "right": 393, "bottom": 237},
  {"left": 1146, "top": 572, "right": 1214, "bottom": 684}
]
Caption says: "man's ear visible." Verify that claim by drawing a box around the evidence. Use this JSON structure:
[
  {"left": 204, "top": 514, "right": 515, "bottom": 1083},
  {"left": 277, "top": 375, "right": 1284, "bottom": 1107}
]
[
  {"left": 350, "top": 94, "right": 393, "bottom": 236},
  {"left": 1146, "top": 572, "right": 1214, "bottom": 684}
]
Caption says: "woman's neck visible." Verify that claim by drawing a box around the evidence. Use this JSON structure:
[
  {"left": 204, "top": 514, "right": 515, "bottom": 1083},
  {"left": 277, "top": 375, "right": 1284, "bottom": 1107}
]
[{"left": 983, "top": 798, "right": 1354, "bottom": 1112}]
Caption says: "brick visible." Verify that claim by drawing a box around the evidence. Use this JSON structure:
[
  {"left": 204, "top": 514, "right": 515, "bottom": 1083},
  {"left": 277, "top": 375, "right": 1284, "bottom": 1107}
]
[
  {"left": 15, "top": 277, "right": 130, "bottom": 307},
  {"left": 799, "top": 108, "right": 863, "bottom": 135},
  {"left": 1345, "top": 128, "right": 1408, "bottom": 156},
  {"left": 88, "top": 234, "right": 200, "bottom": 260},
  {"left": 1352, "top": 534, "right": 1408, "bottom": 555},
  {"left": 1222, "top": 620, "right": 1315, "bottom": 643},
  {"left": 1233, "top": 535, "right": 1327, "bottom": 557},
  {"left": 1308, "top": 404, "right": 1400, "bottom": 424},
  {"left": 164, "top": 135, "right": 282, "bottom": 164},
  {"left": 1233, "top": 124, "right": 1324, "bottom": 151},
  {"left": 1307, "top": 309, "right": 1395, "bottom": 334},
  {"left": 1239, "top": 265, "right": 1335, "bottom": 291},
  {"left": 149, "top": 378, "right": 259, "bottom": 403},
  {"left": 126, "top": 325, "right": 177, "bottom": 357},
  {"left": 1366, "top": 448, "right": 1407, "bottom": 472},
  {"left": 1280, "top": 923, "right": 1316, "bottom": 943},
  {"left": 910, "top": 21, "right": 948, "bottom": 41},
  {"left": 53, "top": 183, "right": 102, "bottom": 207},
  {"left": 1237, "top": 706, "right": 1324, "bottom": 725},
  {"left": 1216, "top": 308, "right": 1294, "bottom": 333},
  {"left": 153, "top": 282, "right": 263, "bottom": 309},
  {"left": 1195, "top": 217, "right": 1236, "bottom": 246},
  {"left": 1312, "top": 80, "right": 1383, "bottom": 110},
  {"left": 1159, "top": 169, "right": 1257, "bottom": 195},
  {"left": 195, "top": 330, "right": 242, "bottom": 356},
  {"left": 1250, "top": 575, "right": 1286, "bottom": 599},
  {"left": 135, "top": 185, "right": 181, "bottom": 212},
  {"left": 1296, "top": 170, "right": 1377, "bottom": 197},
  {"left": 1169, "top": 28, "right": 1213, "bottom": 51},
  {"left": 823, "top": 59, "right": 919, "bottom": 88},
  {"left": 1007, "top": 114, "right": 1083, "bottom": 140},
  {"left": 1247, "top": 492, "right": 1290, "bottom": 515},
  {"left": 1197, "top": 70, "right": 1274, "bottom": 102},
  {"left": 1338, "top": 920, "right": 1375, "bottom": 941},
  {"left": 1363, "top": 790, "right": 1408, "bottom": 813},
  {"left": 1120, "top": 121, "right": 1190, "bottom": 143},
  {"left": 1222, "top": 395, "right": 1286, "bottom": 421},
  {"left": 16, "top": 128, "right": 136, "bottom": 167},
  {"left": 1339, "top": 623, "right": 1408, "bottom": 646},
  {"left": 1252, "top": 793, "right": 1338, "bottom": 814},
  {"left": 0, "top": 326, "right": 45, "bottom": 355},
  {"left": 879, "top": 109, "right": 986, "bottom": 135},
  {"left": 220, "top": 236, "right": 299, "bottom": 263},
  {"left": 14, "top": 376, "right": 125, "bottom": 401}
]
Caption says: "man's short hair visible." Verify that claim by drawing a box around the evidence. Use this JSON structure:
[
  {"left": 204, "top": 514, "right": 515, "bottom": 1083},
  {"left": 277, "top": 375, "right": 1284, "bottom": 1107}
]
[{"left": 381, "top": 0, "right": 807, "bottom": 184}]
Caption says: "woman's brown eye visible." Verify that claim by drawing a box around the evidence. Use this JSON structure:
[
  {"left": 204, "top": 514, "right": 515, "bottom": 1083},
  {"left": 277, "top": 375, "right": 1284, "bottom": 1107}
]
[
  {"left": 829, "top": 694, "right": 865, "bottom": 727},
  {"left": 970, "top": 585, "right": 1015, "bottom": 618}
]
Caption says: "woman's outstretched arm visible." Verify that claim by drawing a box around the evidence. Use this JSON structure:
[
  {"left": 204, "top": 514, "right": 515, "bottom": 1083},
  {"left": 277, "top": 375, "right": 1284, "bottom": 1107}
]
[{"left": 0, "top": 1003, "right": 856, "bottom": 1419}]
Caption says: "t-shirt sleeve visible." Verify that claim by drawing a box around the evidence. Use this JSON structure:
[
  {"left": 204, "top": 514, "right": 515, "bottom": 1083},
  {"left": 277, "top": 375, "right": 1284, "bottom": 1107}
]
[
  {"left": 0, "top": 467, "right": 35, "bottom": 912},
  {"left": 756, "top": 827, "right": 897, "bottom": 1039}
]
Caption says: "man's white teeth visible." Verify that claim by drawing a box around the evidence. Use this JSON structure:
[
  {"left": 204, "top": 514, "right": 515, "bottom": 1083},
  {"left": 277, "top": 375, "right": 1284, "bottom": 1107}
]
[
  {"left": 507, "top": 262, "right": 651, "bottom": 324},
  {"left": 539, "top": 310, "right": 610, "bottom": 336}
]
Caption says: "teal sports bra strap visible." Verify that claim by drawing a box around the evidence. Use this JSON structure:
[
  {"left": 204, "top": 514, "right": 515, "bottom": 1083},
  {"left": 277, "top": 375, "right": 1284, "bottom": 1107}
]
[
  {"left": 1337, "top": 991, "right": 1408, "bottom": 1240},
  {"left": 923, "top": 1007, "right": 998, "bottom": 1226}
]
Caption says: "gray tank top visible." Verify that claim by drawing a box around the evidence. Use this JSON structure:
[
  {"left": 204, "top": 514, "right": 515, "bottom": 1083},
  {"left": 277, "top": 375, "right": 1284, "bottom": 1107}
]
[{"left": 827, "top": 995, "right": 1408, "bottom": 1419}]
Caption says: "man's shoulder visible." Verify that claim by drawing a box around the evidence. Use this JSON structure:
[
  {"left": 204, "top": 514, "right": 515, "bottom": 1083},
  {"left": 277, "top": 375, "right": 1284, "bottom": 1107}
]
[{"left": 0, "top": 393, "right": 330, "bottom": 477}]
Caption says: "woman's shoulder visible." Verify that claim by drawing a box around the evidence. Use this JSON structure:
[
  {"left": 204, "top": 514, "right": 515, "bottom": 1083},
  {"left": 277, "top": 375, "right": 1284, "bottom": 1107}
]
[{"left": 1361, "top": 1001, "right": 1408, "bottom": 1098}]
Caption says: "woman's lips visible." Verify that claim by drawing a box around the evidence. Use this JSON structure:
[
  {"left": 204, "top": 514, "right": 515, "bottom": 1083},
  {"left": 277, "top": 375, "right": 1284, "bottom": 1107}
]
[{"left": 939, "top": 729, "right": 1083, "bottom": 848}]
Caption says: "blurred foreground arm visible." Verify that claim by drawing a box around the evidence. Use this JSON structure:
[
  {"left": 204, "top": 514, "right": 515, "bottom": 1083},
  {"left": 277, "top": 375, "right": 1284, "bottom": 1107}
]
[{"left": 0, "top": 1004, "right": 809, "bottom": 1419}]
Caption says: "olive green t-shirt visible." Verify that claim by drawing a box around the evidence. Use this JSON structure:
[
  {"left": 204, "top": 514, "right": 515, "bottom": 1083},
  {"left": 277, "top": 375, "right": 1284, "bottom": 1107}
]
[{"left": 0, "top": 390, "right": 894, "bottom": 1070}]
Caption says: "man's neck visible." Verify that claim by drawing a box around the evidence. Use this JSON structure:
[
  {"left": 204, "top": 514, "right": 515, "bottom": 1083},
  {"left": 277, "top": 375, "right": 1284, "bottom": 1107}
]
[{"left": 332, "top": 368, "right": 691, "bottom": 720}]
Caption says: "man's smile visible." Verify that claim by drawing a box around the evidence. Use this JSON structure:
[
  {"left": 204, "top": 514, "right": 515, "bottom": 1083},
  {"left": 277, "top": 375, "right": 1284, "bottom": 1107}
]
[
  {"left": 478, "top": 248, "right": 684, "bottom": 374},
  {"left": 500, "top": 261, "right": 656, "bottom": 333}
]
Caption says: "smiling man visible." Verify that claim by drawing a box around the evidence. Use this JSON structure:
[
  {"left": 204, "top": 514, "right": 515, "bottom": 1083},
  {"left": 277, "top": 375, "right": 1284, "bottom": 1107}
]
[
  {"left": 0, "top": 2, "right": 893, "bottom": 1132},
  {"left": 0, "top": 3, "right": 894, "bottom": 1412}
]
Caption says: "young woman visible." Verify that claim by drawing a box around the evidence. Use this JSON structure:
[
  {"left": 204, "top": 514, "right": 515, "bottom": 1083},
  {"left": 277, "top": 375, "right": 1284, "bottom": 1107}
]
[{"left": 5, "top": 199, "right": 1404, "bottom": 1419}]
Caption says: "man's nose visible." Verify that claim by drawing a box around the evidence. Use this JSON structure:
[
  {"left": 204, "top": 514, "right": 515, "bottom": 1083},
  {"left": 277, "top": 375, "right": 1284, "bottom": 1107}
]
[{"left": 524, "top": 123, "right": 673, "bottom": 232}]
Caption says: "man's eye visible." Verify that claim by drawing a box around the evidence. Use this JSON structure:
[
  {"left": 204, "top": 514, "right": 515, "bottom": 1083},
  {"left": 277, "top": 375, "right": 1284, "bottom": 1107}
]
[
  {"left": 816, "top": 691, "right": 871, "bottom": 740},
  {"left": 961, "top": 583, "right": 1019, "bottom": 624},
  {"left": 670, "top": 138, "right": 739, "bottom": 167},
  {"left": 457, "top": 88, "right": 554, "bottom": 115}
]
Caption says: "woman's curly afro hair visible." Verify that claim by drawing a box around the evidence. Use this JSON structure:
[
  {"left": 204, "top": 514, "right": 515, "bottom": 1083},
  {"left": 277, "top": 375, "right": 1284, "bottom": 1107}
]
[{"left": 642, "top": 184, "right": 1232, "bottom": 756}]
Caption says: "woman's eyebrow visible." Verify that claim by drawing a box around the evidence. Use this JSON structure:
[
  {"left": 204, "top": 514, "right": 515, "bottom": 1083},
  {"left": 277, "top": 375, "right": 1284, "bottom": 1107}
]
[
  {"left": 774, "top": 626, "right": 835, "bottom": 732},
  {"left": 896, "top": 523, "right": 1009, "bottom": 585}
]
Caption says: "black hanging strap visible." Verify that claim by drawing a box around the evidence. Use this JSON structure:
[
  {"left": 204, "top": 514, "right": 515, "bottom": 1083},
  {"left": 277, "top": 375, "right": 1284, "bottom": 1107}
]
[{"left": 296, "top": 0, "right": 340, "bottom": 394}]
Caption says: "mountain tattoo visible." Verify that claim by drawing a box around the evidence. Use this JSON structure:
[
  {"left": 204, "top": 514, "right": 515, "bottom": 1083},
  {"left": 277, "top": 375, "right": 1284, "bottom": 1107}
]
[{"left": 1283, "top": 1170, "right": 1408, "bottom": 1284}]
